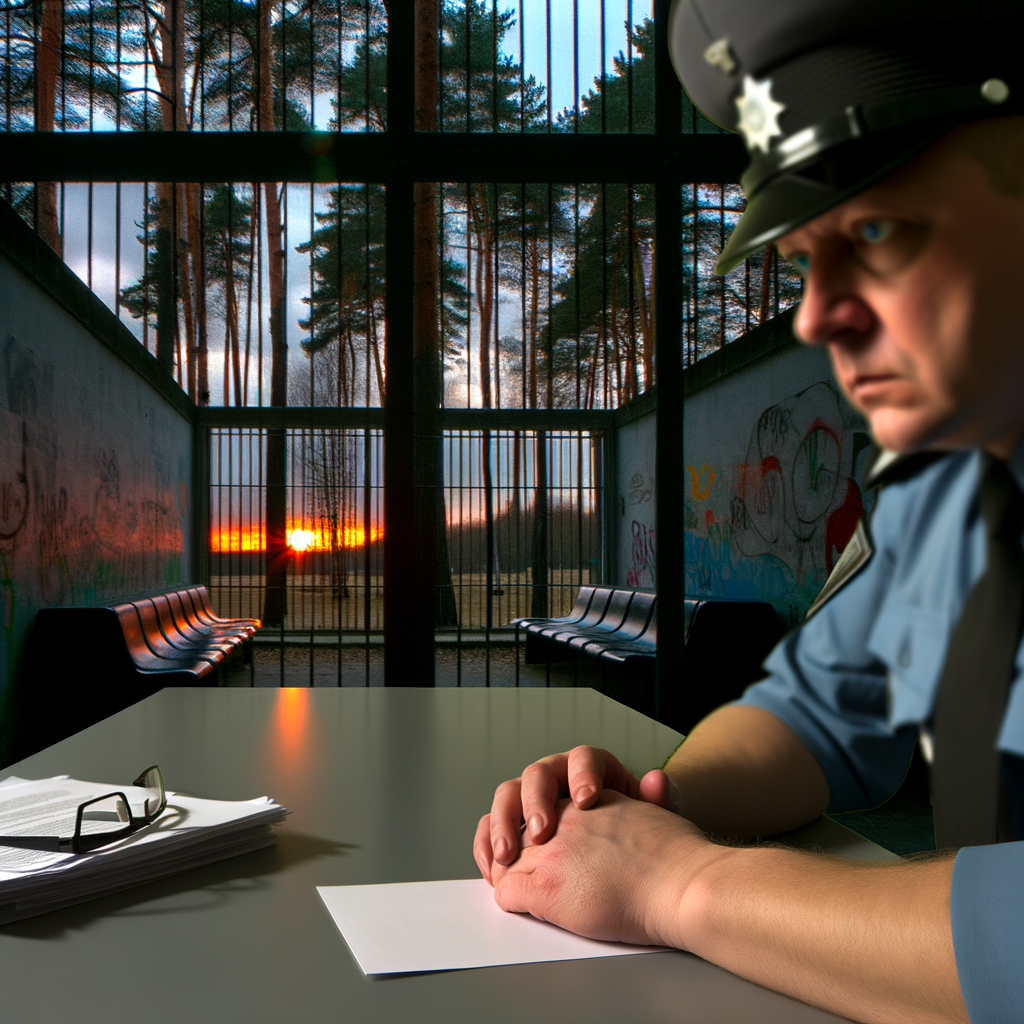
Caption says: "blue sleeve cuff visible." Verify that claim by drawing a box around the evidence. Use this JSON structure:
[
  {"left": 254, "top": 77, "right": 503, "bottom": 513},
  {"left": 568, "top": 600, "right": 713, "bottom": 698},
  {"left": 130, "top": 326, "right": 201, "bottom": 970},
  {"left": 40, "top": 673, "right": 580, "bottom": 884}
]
[{"left": 950, "top": 843, "right": 1024, "bottom": 1023}]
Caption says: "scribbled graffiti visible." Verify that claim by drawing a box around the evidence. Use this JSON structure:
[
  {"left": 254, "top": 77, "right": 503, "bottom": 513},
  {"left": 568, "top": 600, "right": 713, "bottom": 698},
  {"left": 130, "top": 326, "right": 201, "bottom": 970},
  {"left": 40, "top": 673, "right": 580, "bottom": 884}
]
[
  {"left": 1, "top": 326, "right": 190, "bottom": 705},
  {"left": 685, "top": 380, "right": 872, "bottom": 625},
  {"left": 0, "top": 410, "right": 28, "bottom": 548},
  {"left": 36, "top": 454, "right": 183, "bottom": 606},
  {"left": 731, "top": 383, "right": 846, "bottom": 581},
  {"left": 626, "top": 519, "right": 656, "bottom": 589},
  {"left": 626, "top": 472, "right": 653, "bottom": 506}
]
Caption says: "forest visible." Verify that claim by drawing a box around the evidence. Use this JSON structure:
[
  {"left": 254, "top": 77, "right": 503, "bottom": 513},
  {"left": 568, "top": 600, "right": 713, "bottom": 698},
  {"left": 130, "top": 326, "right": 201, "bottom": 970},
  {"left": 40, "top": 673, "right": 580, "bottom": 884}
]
[
  {"left": 1, "top": 0, "right": 802, "bottom": 413},
  {"left": 1, "top": 0, "right": 802, "bottom": 631}
]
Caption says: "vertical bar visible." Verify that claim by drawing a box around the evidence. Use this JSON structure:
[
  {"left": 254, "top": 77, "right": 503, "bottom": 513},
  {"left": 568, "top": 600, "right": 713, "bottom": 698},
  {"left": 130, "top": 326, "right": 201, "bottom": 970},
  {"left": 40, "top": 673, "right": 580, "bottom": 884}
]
[
  {"left": 654, "top": 0, "right": 684, "bottom": 727},
  {"left": 193, "top": 415, "right": 211, "bottom": 589},
  {"left": 602, "top": 425, "right": 617, "bottom": 584},
  {"left": 383, "top": 7, "right": 433, "bottom": 685}
]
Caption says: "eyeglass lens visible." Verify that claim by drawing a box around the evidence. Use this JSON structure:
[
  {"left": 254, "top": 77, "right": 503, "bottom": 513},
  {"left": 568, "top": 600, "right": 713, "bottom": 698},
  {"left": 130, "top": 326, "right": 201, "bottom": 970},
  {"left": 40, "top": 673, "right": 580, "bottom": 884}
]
[
  {"left": 135, "top": 766, "right": 165, "bottom": 819},
  {"left": 78, "top": 794, "right": 132, "bottom": 839}
]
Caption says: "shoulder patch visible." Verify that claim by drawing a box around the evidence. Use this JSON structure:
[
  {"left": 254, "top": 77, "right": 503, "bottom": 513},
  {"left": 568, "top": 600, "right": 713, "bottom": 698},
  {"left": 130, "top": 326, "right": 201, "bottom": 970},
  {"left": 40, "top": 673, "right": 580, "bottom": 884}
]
[{"left": 805, "top": 517, "right": 874, "bottom": 621}]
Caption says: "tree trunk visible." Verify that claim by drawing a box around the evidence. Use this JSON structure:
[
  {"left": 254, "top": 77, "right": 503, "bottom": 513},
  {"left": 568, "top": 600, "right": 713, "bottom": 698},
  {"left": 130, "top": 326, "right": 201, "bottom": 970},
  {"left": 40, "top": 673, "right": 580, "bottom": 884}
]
[
  {"left": 177, "top": 193, "right": 198, "bottom": 400},
  {"left": 185, "top": 182, "right": 210, "bottom": 403},
  {"left": 531, "top": 430, "right": 549, "bottom": 618},
  {"left": 411, "top": 0, "right": 458, "bottom": 630},
  {"left": 528, "top": 236, "right": 539, "bottom": 410},
  {"left": 226, "top": 216, "right": 243, "bottom": 406},
  {"left": 258, "top": 0, "right": 289, "bottom": 627},
  {"left": 472, "top": 184, "right": 502, "bottom": 606},
  {"left": 758, "top": 243, "right": 774, "bottom": 323},
  {"left": 150, "top": 0, "right": 186, "bottom": 376},
  {"left": 636, "top": 238, "right": 654, "bottom": 390},
  {"left": 243, "top": 183, "right": 258, "bottom": 405},
  {"left": 34, "top": 0, "right": 62, "bottom": 253}
]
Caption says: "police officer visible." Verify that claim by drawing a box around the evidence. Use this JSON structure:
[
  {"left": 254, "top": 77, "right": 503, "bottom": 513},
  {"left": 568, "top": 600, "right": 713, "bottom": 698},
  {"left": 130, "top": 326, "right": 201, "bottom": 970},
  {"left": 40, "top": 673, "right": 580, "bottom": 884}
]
[{"left": 473, "top": 3, "right": 1024, "bottom": 1022}]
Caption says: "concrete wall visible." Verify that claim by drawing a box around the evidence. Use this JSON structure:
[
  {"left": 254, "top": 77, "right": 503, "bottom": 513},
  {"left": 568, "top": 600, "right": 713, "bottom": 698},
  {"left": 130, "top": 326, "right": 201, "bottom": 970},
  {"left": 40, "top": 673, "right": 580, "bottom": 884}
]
[
  {"left": 0, "top": 202, "right": 193, "bottom": 755},
  {"left": 683, "top": 310, "right": 872, "bottom": 625},
  {"left": 614, "top": 310, "right": 872, "bottom": 625},
  {"left": 616, "top": 390, "right": 657, "bottom": 588}
]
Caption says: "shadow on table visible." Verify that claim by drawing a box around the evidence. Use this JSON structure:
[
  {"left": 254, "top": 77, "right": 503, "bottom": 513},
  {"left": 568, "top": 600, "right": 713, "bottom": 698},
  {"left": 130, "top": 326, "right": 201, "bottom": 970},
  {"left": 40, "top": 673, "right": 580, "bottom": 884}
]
[{"left": 1, "top": 830, "right": 355, "bottom": 940}]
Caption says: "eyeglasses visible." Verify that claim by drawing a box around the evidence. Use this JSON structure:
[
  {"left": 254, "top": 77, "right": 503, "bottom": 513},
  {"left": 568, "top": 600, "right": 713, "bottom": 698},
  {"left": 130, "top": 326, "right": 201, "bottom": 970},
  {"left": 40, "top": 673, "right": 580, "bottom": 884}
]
[{"left": 0, "top": 766, "right": 166, "bottom": 855}]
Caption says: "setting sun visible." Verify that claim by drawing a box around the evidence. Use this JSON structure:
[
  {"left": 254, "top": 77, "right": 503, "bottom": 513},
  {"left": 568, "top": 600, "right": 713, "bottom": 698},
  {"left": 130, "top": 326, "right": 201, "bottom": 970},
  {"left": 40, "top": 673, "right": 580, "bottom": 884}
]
[
  {"left": 288, "top": 529, "right": 316, "bottom": 552},
  {"left": 211, "top": 522, "right": 383, "bottom": 553}
]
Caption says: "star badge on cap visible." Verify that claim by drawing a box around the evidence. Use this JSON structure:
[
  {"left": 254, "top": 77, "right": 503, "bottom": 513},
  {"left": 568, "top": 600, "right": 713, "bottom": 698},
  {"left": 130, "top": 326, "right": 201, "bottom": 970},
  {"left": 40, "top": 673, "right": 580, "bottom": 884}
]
[{"left": 735, "top": 75, "right": 786, "bottom": 154}]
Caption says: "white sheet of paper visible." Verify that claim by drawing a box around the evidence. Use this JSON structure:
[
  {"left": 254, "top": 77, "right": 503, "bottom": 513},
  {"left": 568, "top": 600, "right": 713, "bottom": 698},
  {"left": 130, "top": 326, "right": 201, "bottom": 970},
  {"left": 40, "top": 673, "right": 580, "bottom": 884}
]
[{"left": 317, "top": 878, "right": 665, "bottom": 975}]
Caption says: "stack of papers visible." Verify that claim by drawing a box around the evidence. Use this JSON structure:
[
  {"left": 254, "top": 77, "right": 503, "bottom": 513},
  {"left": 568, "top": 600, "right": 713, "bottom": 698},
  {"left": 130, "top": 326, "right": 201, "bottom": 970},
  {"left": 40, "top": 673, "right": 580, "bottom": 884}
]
[{"left": 0, "top": 774, "right": 288, "bottom": 925}]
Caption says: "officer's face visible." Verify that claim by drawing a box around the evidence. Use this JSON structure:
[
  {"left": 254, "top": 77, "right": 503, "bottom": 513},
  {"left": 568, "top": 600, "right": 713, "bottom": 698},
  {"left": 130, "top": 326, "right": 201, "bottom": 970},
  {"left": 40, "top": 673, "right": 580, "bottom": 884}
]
[{"left": 778, "top": 122, "right": 1024, "bottom": 456}]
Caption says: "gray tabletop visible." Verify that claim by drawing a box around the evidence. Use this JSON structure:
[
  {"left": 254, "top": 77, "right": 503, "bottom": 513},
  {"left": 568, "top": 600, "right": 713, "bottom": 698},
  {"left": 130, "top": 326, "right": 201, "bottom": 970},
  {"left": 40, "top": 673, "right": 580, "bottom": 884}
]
[{"left": 0, "top": 687, "right": 851, "bottom": 1023}]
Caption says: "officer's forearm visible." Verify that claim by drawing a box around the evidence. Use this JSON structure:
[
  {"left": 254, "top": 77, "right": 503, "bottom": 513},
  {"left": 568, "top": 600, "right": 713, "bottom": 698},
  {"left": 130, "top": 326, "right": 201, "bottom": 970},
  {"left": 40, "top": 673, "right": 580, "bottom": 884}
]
[
  {"left": 671, "top": 846, "right": 966, "bottom": 1024},
  {"left": 664, "top": 704, "right": 830, "bottom": 837}
]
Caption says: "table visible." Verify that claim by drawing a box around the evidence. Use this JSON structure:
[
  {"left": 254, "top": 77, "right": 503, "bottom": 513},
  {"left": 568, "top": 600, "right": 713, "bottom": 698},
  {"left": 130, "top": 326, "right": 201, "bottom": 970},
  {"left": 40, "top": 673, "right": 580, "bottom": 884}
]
[{"left": 0, "top": 687, "right": 875, "bottom": 1023}]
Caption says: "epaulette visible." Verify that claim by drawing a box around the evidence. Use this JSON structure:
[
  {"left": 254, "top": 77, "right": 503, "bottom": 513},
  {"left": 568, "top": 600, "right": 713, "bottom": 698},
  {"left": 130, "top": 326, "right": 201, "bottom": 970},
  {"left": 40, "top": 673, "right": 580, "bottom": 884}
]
[
  {"left": 805, "top": 517, "right": 874, "bottom": 620},
  {"left": 863, "top": 445, "right": 952, "bottom": 490},
  {"left": 805, "top": 445, "right": 953, "bottom": 620}
]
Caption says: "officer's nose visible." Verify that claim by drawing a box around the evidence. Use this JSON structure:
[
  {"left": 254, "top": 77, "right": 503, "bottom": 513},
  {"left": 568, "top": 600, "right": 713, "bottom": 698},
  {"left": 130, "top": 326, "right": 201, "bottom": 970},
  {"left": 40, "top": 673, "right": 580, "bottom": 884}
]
[{"left": 795, "top": 273, "right": 877, "bottom": 351}]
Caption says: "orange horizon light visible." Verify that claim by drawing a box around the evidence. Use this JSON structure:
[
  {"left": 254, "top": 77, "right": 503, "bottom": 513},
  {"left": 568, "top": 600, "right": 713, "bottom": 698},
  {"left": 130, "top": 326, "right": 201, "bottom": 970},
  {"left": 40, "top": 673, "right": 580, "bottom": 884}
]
[{"left": 210, "top": 521, "right": 383, "bottom": 554}]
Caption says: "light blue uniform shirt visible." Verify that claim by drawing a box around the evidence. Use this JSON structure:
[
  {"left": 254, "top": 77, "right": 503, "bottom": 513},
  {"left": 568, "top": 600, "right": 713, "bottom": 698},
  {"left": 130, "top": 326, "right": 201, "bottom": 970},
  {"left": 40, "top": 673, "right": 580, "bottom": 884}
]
[{"left": 736, "top": 439, "right": 1024, "bottom": 1024}]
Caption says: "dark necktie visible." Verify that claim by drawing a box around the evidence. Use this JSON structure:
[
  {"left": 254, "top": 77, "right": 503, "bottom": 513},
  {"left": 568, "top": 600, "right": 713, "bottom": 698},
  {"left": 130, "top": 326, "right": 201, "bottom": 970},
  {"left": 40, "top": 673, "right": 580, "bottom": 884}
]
[{"left": 932, "top": 456, "right": 1024, "bottom": 849}]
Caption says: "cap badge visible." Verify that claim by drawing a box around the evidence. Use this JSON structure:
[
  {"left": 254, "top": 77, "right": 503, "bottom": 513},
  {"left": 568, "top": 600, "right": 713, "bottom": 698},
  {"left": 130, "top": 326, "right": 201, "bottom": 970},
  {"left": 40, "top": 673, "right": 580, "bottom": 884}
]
[
  {"left": 703, "top": 37, "right": 737, "bottom": 75},
  {"left": 981, "top": 78, "right": 1010, "bottom": 104},
  {"left": 735, "top": 75, "right": 786, "bottom": 154}
]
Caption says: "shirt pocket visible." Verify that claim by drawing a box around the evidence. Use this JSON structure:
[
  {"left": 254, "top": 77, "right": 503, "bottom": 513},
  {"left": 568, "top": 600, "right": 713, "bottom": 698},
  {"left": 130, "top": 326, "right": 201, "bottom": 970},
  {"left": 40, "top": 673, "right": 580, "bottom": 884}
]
[{"left": 867, "top": 602, "right": 951, "bottom": 728}]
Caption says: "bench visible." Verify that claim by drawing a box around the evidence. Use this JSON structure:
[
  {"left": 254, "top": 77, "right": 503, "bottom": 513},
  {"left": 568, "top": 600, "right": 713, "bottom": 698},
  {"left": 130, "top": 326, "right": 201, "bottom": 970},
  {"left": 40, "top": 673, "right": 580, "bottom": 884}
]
[
  {"left": 512, "top": 588, "right": 783, "bottom": 732},
  {"left": 16, "top": 587, "right": 259, "bottom": 761},
  {"left": 512, "top": 586, "right": 657, "bottom": 666}
]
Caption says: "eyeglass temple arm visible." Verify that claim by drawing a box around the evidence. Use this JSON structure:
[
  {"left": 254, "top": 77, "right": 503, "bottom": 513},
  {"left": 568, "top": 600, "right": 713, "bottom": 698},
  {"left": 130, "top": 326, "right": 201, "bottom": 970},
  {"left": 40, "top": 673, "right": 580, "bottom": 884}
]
[{"left": 0, "top": 835, "right": 71, "bottom": 852}]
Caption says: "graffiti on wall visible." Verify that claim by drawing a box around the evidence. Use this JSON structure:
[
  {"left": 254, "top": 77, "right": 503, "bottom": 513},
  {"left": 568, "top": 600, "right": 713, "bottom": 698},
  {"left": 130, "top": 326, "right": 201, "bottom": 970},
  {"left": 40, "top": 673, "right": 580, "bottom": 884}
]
[
  {"left": 623, "top": 470, "right": 656, "bottom": 588},
  {"left": 0, "top": 328, "right": 188, "bottom": 701},
  {"left": 686, "top": 382, "right": 872, "bottom": 624},
  {"left": 627, "top": 519, "right": 656, "bottom": 589}
]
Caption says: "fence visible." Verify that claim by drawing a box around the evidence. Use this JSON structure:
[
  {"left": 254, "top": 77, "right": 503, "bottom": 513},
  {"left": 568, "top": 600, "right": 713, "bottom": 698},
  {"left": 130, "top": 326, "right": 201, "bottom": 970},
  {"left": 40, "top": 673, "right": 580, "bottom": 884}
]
[{"left": 0, "top": 1, "right": 800, "bottom": 710}]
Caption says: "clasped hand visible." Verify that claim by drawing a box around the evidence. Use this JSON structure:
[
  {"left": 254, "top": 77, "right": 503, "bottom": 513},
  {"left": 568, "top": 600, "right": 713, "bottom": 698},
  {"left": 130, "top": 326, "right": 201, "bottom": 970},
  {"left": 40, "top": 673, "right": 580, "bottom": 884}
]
[{"left": 472, "top": 746, "right": 716, "bottom": 949}]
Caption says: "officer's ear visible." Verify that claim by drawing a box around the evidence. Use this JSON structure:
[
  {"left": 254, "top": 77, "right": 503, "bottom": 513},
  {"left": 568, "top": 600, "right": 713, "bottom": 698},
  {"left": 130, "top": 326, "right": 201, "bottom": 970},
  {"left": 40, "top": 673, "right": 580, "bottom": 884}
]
[{"left": 954, "top": 116, "right": 1024, "bottom": 199}]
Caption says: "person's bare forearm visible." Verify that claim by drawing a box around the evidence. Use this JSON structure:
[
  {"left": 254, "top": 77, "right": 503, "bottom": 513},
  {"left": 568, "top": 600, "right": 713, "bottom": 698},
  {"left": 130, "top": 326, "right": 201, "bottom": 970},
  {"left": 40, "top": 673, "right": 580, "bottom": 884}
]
[
  {"left": 670, "top": 846, "right": 967, "bottom": 1024},
  {"left": 664, "top": 704, "right": 830, "bottom": 836}
]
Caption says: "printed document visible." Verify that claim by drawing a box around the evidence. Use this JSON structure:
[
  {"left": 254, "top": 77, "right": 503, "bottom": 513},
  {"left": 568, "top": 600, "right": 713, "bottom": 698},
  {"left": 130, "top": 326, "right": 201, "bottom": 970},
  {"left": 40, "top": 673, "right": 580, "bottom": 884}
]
[{"left": 0, "top": 774, "right": 288, "bottom": 924}]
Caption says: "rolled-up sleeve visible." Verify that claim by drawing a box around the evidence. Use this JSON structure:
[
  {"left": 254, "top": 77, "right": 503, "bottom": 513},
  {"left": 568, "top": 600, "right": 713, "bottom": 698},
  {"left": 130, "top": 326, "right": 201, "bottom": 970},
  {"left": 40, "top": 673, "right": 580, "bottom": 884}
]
[{"left": 950, "top": 843, "right": 1024, "bottom": 1023}]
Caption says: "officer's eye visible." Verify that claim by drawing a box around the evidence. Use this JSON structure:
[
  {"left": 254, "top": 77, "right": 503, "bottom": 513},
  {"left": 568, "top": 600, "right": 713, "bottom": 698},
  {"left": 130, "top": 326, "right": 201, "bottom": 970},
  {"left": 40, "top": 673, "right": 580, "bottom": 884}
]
[
  {"left": 853, "top": 217, "right": 930, "bottom": 275},
  {"left": 786, "top": 252, "right": 810, "bottom": 276},
  {"left": 858, "top": 219, "right": 895, "bottom": 244}
]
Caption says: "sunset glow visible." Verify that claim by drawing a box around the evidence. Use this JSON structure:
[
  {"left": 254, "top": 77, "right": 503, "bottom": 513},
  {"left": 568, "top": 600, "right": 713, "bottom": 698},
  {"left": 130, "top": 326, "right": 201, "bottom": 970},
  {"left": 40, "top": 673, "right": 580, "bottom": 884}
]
[
  {"left": 289, "top": 529, "right": 315, "bottom": 552},
  {"left": 210, "top": 522, "right": 383, "bottom": 553}
]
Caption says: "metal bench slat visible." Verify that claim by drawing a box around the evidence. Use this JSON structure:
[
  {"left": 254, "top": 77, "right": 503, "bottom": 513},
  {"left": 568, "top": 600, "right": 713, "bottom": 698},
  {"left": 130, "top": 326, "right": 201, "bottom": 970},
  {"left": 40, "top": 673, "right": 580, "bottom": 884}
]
[
  {"left": 511, "top": 586, "right": 596, "bottom": 629},
  {"left": 568, "top": 592, "right": 656, "bottom": 649},
  {"left": 550, "top": 589, "right": 634, "bottom": 643},
  {"left": 150, "top": 595, "right": 236, "bottom": 655},
  {"left": 532, "top": 587, "right": 615, "bottom": 638}
]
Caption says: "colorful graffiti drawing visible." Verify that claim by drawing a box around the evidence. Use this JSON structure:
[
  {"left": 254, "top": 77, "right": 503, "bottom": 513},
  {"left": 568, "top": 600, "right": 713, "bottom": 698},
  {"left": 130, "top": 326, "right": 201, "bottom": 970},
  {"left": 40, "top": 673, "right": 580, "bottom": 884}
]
[
  {"left": 685, "top": 381, "right": 870, "bottom": 624},
  {"left": 731, "top": 382, "right": 863, "bottom": 583},
  {"left": 687, "top": 463, "right": 716, "bottom": 501}
]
